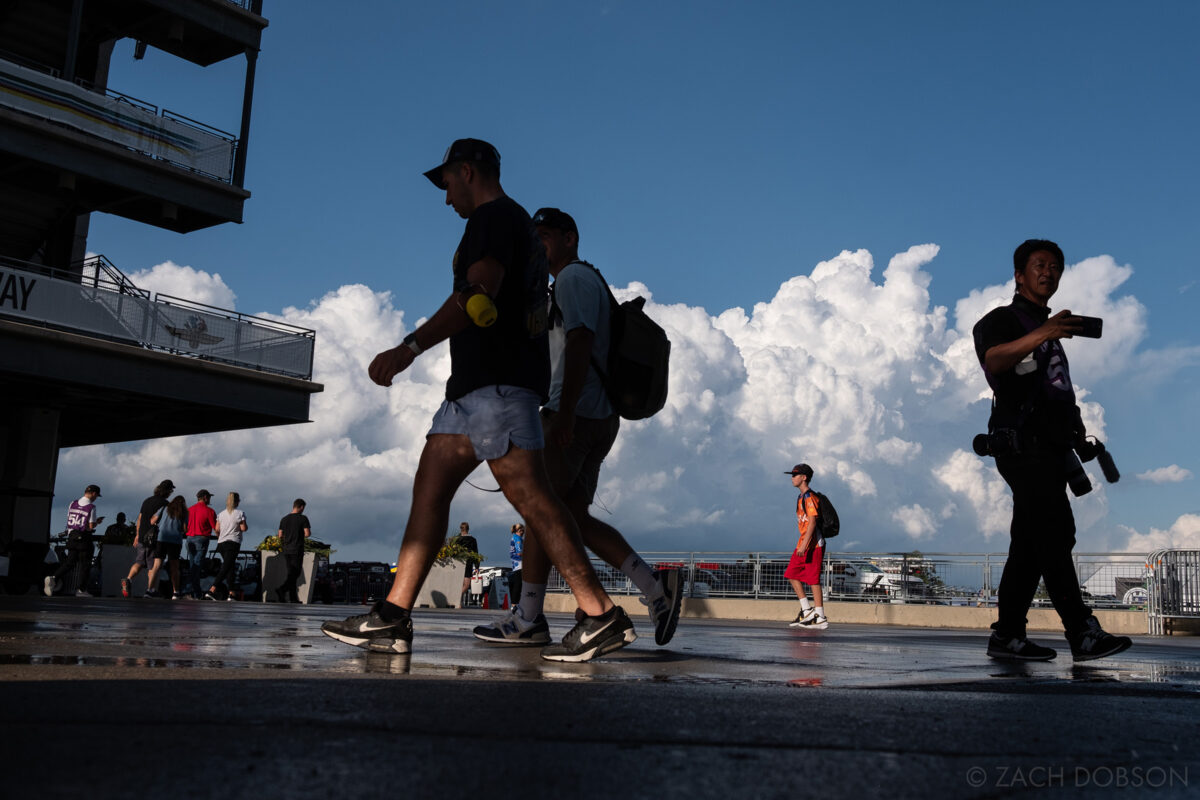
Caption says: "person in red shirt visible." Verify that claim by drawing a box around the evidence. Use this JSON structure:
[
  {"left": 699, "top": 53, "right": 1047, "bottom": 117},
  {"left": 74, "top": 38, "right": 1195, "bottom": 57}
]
[
  {"left": 184, "top": 490, "right": 219, "bottom": 599},
  {"left": 784, "top": 464, "right": 828, "bottom": 629}
]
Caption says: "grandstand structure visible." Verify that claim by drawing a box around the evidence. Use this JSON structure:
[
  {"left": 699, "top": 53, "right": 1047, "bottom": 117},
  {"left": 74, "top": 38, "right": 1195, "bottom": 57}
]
[{"left": 0, "top": 0, "right": 321, "bottom": 593}]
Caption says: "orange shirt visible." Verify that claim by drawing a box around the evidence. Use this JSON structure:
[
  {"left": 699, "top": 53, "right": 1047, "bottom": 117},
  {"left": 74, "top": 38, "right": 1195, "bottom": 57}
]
[{"left": 795, "top": 492, "right": 819, "bottom": 550}]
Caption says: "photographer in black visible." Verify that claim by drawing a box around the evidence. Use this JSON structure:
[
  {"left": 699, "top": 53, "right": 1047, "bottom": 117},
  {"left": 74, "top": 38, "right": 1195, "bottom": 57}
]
[{"left": 972, "top": 239, "right": 1131, "bottom": 662}]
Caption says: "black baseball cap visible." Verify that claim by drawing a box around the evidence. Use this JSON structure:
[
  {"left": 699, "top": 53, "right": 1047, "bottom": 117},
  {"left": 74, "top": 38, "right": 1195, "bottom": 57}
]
[
  {"left": 196, "top": 489, "right": 213, "bottom": 500},
  {"left": 423, "top": 138, "right": 500, "bottom": 189},
  {"left": 532, "top": 207, "right": 578, "bottom": 236},
  {"left": 85, "top": 484, "right": 102, "bottom": 496},
  {"left": 785, "top": 464, "right": 813, "bottom": 479}
]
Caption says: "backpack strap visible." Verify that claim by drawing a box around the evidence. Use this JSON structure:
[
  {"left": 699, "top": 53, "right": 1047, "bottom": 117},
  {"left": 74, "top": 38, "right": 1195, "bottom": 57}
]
[{"left": 553, "top": 260, "right": 615, "bottom": 386}]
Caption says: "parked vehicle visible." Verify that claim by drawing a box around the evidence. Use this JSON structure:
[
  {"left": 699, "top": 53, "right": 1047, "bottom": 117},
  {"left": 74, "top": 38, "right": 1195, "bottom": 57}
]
[{"left": 829, "top": 560, "right": 926, "bottom": 600}]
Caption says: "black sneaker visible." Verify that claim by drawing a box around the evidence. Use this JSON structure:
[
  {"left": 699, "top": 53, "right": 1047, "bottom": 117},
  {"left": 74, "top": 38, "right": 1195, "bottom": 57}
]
[
  {"left": 540, "top": 605, "right": 636, "bottom": 662},
  {"left": 1069, "top": 617, "right": 1132, "bottom": 662},
  {"left": 473, "top": 606, "right": 551, "bottom": 645},
  {"left": 645, "top": 569, "right": 683, "bottom": 645},
  {"left": 321, "top": 602, "right": 412, "bottom": 654},
  {"left": 986, "top": 632, "right": 1057, "bottom": 661}
]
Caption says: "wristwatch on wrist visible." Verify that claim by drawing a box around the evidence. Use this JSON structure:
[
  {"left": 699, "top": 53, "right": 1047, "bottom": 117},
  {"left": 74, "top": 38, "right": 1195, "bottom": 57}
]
[{"left": 402, "top": 332, "right": 423, "bottom": 356}]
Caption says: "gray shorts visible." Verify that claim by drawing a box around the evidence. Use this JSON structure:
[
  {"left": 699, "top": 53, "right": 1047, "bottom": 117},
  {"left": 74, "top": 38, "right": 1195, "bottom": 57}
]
[
  {"left": 542, "top": 411, "right": 620, "bottom": 506},
  {"left": 428, "top": 385, "right": 544, "bottom": 461},
  {"left": 132, "top": 542, "right": 156, "bottom": 569}
]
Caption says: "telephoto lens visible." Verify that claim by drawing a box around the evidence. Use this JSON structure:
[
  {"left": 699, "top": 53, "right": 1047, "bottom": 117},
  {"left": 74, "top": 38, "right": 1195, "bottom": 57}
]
[
  {"left": 972, "top": 434, "right": 991, "bottom": 457},
  {"left": 1064, "top": 450, "right": 1092, "bottom": 496},
  {"left": 1096, "top": 445, "right": 1120, "bottom": 483}
]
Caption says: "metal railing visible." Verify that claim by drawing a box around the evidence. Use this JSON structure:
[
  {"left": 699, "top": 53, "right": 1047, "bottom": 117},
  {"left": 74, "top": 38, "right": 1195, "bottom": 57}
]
[
  {"left": 1, "top": 55, "right": 238, "bottom": 183},
  {"left": 1, "top": 254, "right": 315, "bottom": 379},
  {"left": 1146, "top": 549, "right": 1200, "bottom": 635},
  {"left": 544, "top": 551, "right": 1151, "bottom": 609}
]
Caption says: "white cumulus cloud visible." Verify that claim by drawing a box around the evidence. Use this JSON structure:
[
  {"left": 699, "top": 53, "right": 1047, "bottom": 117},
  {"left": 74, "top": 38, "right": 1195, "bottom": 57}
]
[
  {"left": 55, "top": 246, "right": 1183, "bottom": 562},
  {"left": 1137, "top": 465, "right": 1193, "bottom": 484},
  {"left": 1120, "top": 514, "right": 1200, "bottom": 552},
  {"left": 127, "top": 260, "right": 237, "bottom": 309}
]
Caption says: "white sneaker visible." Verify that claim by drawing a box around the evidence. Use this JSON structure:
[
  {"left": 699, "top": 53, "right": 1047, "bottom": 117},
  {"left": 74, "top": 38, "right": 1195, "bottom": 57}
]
[
  {"left": 43, "top": 576, "right": 57, "bottom": 597},
  {"left": 799, "top": 614, "right": 829, "bottom": 630},
  {"left": 789, "top": 608, "right": 817, "bottom": 628},
  {"left": 472, "top": 606, "right": 551, "bottom": 645}
]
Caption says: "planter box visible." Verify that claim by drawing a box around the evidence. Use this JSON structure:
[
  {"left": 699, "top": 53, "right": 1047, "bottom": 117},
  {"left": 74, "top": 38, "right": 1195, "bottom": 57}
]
[
  {"left": 100, "top": 544, "right": 144, "bottom": 597},
  {"left": 260, "top": 551, "right": 316, "bottom": 604},
  {"left": 415, "top": 561, "right": 465, "bottom": 608}
]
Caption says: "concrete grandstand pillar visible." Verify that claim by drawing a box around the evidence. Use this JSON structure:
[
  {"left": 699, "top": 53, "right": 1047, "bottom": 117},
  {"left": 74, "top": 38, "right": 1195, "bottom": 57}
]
[{"left": 0, "top": 407, "right": 60, "bottom": 594}]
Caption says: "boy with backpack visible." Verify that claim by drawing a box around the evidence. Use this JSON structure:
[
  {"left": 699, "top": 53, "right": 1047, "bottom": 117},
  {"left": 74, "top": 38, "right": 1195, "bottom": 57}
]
[
  {"left": 785, "top": 464, "right": 837, "bottom": 629},
  {"left": 473, "top": 208, "right": 682, "bottom": 648}
]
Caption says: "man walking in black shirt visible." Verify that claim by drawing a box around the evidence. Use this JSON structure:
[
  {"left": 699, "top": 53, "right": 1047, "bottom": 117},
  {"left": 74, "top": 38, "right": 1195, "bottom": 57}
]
[
  {"left": 277, "top": 499, "right": 311, "bottom": 603},
  {"left": 322, "top": 139, "right": 634, "bottom": 662},
  {"left": 973, "top": 239, "right": 1131, "bottom": 662}
]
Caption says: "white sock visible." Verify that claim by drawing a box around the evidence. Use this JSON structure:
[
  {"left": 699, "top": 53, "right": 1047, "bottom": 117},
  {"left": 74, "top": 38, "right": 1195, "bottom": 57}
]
[
  {"left": 620, "top": 553, "right": 662, "bottom": 600},
  {"left": 519, "top": 583, "right": 546, "bottom": 620},
  {"left": 799, "top": 597, "right": 813, "bottom": 612},
  {"left": 815, "top": 606, "right": 825, "bottom": 618}
]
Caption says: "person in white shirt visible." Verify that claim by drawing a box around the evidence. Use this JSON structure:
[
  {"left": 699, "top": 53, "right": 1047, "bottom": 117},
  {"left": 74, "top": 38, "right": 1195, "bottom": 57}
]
[{"left": 206, "top": 492, "right": 248, "bottom": 601}]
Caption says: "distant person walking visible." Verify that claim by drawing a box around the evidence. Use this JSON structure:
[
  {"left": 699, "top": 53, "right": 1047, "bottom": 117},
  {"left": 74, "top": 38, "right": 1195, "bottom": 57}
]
[
  {"left": 206, "top": 492, "right": 248, "bottom": 601},
  {"left": 184, "top": 490, "right": 218, "bottom": 599},
  {"left": 474, "top": 208, "right": 681, "bottom": 647},
  {"left": 784, "top": 464, "right": 828, "bottom": 629},
  {"left": 276, "top": 499, "right": 311, "bottom": 603},
  {"left": 452, "top": 522, "right": 479, "bottom": 607},
  {"left": 44, "top": 484, "right": 102, "bottom": 597},
  {"left": 122, "top": 479, "right": 174, "bottom": 598},
  {"left": 146, "top": 495, "right": 187, "bottom": 599},
  {"left": 507, "top": 522, "right": 524, "bottom": 601}
]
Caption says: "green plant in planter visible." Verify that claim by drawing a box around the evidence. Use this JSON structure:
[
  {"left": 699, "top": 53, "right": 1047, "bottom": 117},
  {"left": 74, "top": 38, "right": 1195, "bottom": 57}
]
[
  {"left": 435, "top": 539, "right": 483, "bottom": 567},
  {"left": 256, "top": 535, "right": 333, "bottom": 559}
]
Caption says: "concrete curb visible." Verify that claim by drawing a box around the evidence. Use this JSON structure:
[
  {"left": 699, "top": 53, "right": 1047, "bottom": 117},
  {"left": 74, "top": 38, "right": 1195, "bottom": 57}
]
[{"left": 544, "top": 594, "right": 1148, "bottom": 635}]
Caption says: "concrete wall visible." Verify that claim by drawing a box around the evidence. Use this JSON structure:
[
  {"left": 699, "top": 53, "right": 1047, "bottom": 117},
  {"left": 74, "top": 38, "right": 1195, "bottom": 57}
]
[{"left": 543, "top": 594, "right": 1148, "bottom": 636}]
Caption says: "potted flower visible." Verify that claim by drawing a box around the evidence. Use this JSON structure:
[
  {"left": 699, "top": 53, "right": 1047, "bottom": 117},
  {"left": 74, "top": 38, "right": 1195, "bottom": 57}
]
[{"left": 257, "top": 536, "right": 332, "bottom": 603}]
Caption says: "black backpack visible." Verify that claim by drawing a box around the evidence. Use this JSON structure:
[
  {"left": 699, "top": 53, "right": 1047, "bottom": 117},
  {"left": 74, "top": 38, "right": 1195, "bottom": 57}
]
[
  {"left": 814, "top": 491, "right": 840, "bottom": 538},
  {"left": 556, "top": 262, "right": 671, "bottom": 421}
]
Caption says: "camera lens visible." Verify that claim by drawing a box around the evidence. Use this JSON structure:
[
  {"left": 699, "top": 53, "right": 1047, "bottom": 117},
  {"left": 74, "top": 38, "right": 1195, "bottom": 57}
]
[
  {"left": 1065, "top": 450, "right": 1092, "bottom": 497},
  {"left": 972, "top": 434, "right": 991, "bottom": 457},
  {"left": 1097, "top": 447, "right": 1120, "bottom": 483}
]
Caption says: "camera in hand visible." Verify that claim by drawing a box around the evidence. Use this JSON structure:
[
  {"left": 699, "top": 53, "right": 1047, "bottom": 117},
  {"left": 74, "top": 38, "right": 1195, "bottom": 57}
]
[
  {"left": 972, "top": 429, "right": 1020, "bottom": 458},
  {"left": 1075, "top": 436, "right": 1120, "bottom": 483},
  {"left": 1064, "top": 449, "right": 1092, "bottom": 496},
  {"left": 1074, "top": 315, "right": 1103, "bottom": 339}
]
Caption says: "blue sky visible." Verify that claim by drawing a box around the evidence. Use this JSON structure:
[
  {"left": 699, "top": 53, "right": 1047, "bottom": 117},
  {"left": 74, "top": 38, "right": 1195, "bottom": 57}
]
[{"left": 71, "top": 1, "right": 1199, "bottom": 562}]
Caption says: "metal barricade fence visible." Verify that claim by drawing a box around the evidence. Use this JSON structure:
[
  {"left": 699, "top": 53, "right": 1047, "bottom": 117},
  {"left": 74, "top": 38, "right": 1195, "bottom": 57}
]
[
  {"left": 542, "top": 551, "right": 1151, "bottom": 607},
  {"left": 1147, "top": 549, "right": 1200, "bottom": 635}
]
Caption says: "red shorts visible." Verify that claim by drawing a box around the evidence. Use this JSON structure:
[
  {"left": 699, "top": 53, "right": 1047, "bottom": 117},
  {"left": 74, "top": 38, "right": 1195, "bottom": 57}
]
[{"left": 784, "top": 543, "right": 824, "bottom": 584}]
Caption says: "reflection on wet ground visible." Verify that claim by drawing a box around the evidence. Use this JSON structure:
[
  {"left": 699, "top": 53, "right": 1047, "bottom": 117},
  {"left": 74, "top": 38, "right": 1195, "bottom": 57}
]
[{"left": 1, "top": 596, "right": 1197, "bottom": 692}]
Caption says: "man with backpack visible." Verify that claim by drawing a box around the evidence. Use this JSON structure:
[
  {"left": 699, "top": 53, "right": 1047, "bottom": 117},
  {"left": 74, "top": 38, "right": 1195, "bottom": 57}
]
[
  {"left": 322, "top": 141, "right": 634, "bottom": 662},
  {"left": 473, "top": 208, "right": 682, "bottom": 648},
  {"left": 785, "top": 464, "right": 829, "bottom": 629}
]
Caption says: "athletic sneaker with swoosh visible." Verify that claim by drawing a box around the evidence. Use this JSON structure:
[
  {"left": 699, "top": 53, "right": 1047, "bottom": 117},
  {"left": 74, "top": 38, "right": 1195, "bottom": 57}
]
[
  {"left": 540, "top": 605, "right": 636, "bottom": 662},
  {"left": 473, "top": 605, "right": 551, "bottom": 645},
  {"left": 321, "top": 601, "right": 413, "bottom": 654}
]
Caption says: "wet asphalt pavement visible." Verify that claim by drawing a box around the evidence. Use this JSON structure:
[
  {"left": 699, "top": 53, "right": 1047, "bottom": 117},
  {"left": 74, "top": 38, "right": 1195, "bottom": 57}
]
[{"left": 2, "top": 596, "right": 1198, "bottom": 798}]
